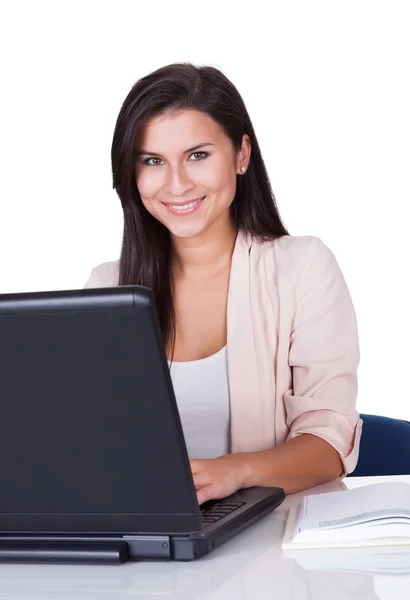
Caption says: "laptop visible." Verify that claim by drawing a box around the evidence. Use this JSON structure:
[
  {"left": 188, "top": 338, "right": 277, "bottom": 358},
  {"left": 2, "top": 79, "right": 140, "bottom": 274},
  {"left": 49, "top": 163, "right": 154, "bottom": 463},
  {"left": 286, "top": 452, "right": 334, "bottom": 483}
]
[{"left": 0, "top": 285, "right": 284, "bottom": 564}]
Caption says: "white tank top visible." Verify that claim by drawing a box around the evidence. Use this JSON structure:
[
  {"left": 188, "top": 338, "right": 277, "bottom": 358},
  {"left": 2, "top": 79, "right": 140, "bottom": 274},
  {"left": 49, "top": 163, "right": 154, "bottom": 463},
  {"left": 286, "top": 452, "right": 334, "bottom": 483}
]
[{"left": 168, "top": 346, "right": 230, "bottom": 459}]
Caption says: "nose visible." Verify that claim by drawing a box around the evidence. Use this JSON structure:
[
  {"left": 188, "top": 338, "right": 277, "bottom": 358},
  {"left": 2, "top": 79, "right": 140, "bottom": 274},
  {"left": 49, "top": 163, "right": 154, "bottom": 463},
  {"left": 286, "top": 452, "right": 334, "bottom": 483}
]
[{"left": 163, "top": 164, "right": 195, "bottom": 197}]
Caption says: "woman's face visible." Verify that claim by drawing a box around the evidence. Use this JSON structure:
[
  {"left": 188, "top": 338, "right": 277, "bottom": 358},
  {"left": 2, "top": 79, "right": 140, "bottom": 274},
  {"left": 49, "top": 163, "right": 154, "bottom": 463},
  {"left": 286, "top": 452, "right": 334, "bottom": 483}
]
[{"left": 135, "top": 109, "right": 250, "bottom": 240}]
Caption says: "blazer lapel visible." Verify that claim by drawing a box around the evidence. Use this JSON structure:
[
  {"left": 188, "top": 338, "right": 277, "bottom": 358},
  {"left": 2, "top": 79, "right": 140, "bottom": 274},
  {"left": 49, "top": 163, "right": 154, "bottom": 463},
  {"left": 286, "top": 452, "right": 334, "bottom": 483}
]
[{"left": 227, "top": 232, "right": 262, "bottom": 453}]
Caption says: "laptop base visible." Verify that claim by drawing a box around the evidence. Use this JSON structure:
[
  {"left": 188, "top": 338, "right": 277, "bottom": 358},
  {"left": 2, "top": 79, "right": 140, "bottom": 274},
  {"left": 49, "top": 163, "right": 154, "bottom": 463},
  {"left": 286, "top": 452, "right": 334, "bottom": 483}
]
[{"left": 0, "top": 540, "right": 129, "bottom": 564}]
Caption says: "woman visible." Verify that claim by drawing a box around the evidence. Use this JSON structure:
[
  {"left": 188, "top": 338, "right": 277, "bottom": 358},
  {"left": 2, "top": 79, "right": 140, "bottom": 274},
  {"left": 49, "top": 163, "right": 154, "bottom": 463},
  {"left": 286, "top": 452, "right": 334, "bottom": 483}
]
[{"left": 85, "top": 63, "right": 362, "bottom": 504}]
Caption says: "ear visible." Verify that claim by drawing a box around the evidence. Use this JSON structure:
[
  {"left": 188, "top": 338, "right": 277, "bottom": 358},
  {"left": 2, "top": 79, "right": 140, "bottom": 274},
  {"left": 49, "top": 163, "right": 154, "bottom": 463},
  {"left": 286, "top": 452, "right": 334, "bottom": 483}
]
[{"left": 236, "top": 134, "right": 252, "bottom": 175}]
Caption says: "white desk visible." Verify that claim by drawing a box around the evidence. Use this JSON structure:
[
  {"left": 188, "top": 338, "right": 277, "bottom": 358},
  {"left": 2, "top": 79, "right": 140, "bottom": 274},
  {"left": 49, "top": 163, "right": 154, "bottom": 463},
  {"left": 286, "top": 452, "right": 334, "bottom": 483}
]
[{"left": 0, "top": 475, "right": 409, "bottom": 599}]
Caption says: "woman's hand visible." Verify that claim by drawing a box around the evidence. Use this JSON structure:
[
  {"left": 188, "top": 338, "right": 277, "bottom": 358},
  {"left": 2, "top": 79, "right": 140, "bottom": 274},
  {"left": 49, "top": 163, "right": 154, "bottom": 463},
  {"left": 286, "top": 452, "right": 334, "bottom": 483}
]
[
  {"left": 190, "top": 454, "right": 251, "bottom": 505},
  {"left": 190, "top": 435, "right": 343, "bottom": 504}
]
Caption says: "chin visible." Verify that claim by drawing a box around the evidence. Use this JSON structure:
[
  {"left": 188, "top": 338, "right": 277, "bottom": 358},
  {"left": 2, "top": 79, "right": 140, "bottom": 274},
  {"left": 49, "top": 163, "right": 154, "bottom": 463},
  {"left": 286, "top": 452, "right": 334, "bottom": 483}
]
[{"left": 166, "top": 222, "right": 208, "bottom": 239}]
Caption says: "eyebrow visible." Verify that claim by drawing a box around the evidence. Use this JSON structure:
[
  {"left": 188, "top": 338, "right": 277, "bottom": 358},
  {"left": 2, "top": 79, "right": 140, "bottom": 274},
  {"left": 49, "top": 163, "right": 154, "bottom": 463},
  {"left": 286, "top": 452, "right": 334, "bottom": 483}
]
[{"left": 135, "top": 143, "right": 215, "bottom": 157}]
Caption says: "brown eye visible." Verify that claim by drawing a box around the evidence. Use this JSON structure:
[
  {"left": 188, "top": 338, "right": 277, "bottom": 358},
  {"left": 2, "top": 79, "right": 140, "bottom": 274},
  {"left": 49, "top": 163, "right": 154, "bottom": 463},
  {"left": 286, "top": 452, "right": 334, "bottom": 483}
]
[
  {"left": 145, "top": 157, "right": 164, "bottom": 166},
  {"left": 189, "top": 152, "right": 208, "bottom": 161}
]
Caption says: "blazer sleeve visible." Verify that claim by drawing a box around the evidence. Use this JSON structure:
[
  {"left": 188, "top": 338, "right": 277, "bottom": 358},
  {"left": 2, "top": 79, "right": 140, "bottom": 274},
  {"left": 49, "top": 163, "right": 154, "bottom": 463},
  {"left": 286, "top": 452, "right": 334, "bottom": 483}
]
[
  {"left": 83, "top": 269, "right": 99, "bottom": 288},
  {"left": 83, "top": 261, "right": 119, "bottom": 289},
  {"left": 284, "top": 236, "right": 362, "bottom": 476},
  {"left": 84, "top": 267, "right": 104, "bottom": 289}
]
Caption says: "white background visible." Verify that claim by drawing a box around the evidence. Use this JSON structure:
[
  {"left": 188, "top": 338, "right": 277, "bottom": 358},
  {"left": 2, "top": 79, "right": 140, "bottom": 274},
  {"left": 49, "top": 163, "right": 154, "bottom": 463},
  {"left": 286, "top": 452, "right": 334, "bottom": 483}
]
[{"left": 0, "top": 1, "right": 409, "bottom": 419}]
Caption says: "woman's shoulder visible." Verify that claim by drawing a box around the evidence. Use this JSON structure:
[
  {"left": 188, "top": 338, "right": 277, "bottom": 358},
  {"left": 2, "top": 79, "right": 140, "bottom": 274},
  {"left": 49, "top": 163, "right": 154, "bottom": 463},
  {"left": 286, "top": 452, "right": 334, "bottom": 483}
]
[
  {"left": 83, "top": 259, "right": 120, "bottom": 288},
  {"left": 251, "top": 233, "right": 334, "bottom": 264},
  {"left": 248, "top": 233, "right": 340, "bottom": 285}
]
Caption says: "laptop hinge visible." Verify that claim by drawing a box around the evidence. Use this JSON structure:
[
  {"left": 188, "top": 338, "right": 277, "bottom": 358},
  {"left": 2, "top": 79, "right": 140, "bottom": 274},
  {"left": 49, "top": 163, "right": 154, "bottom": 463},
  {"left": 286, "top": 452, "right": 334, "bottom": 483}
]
[{"left": 123, "top": 535, "right": 171, "bottom": 559}]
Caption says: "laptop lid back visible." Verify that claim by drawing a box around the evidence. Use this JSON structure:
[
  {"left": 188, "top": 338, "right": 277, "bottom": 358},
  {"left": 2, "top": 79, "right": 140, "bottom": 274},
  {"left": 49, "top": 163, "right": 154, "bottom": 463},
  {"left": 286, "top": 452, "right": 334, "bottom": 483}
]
[{"left": 0, "top": 286, "right": 201, "bottom": 535}]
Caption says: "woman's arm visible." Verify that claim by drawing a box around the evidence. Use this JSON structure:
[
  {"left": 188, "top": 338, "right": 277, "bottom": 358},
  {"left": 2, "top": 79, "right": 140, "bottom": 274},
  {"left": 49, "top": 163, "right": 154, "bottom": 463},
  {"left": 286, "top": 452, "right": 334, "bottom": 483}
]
[
  {"left": 191, "top": 237, "right": 361, "bottom": 505},
  {"left": 280, "top": 236, "right": 361, "bottom": 480},
  {"left": 191, "top": 434, "right": 342, "bottom": 504},
  {"left": 238, "top": 433, "right": 343, "bottom": 493}
]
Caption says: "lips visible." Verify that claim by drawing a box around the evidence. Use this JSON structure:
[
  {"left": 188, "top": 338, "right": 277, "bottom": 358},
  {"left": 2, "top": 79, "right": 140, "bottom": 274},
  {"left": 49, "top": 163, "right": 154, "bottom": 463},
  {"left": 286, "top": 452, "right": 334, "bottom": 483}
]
[{"left": 162, "top": 196, "right": 205, "bottom": 216}]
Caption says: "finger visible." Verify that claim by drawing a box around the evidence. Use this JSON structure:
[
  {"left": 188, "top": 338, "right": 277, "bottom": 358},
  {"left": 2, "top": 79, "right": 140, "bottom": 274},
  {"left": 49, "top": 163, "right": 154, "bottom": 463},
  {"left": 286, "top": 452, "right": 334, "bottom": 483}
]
[
  {"left": 189, "top": 459, "right": 201, "bottom": 474},
  {"left": 192, "top": 471, "right": 211, "bottom": 490},
  {"left": 190, "top": 459, "right": 210, "bottom": 474},
  {"left": 197, "top": 485, "right": 215, "bottom": 506}
]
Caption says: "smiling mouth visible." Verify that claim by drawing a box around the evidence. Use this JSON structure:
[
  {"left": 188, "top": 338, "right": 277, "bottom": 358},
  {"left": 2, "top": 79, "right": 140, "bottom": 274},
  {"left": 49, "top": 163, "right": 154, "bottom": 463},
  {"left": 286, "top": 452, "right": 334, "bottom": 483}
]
[{"left": 162, "top": 197, "right": 205, "bottom": 214}]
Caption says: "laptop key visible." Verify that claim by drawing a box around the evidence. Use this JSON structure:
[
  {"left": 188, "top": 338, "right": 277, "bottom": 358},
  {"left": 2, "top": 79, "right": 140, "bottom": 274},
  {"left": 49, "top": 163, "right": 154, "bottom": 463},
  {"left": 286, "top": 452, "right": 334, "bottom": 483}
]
[{"left": 200, "top": 500, "right": 245, "bottom": 525}]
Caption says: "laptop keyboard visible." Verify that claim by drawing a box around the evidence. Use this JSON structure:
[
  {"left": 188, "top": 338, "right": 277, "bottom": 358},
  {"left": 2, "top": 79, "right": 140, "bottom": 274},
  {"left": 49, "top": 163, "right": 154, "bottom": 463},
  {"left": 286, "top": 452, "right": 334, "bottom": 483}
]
[{"left": 200, "top": 500, "right": 245, "bottom": 525}]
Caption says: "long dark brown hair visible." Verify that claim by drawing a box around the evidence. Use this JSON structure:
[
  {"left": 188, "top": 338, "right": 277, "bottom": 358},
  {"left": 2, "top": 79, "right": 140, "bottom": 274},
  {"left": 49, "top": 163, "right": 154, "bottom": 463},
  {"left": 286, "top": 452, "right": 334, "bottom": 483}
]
[{"left": 111, "top": 62, "right": 289, "bottom": 352}]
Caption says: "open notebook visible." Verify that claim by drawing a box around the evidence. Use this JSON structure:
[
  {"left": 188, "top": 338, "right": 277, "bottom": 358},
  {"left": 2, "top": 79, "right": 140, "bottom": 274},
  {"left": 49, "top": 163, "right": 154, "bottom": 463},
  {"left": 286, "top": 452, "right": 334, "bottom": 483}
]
[
  {"left": 283, "top": 545, "right": 410, "bottom": 575},
  {"left": 282, "top": 481, "right": 410, "bottom": 549}
]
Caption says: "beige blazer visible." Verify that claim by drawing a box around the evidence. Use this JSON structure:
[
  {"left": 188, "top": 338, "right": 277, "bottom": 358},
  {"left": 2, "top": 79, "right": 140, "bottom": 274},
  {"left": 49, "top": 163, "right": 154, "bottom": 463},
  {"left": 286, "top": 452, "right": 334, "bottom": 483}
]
[{"left": 85, "top": 232, "right": 362, "bottom": 475}]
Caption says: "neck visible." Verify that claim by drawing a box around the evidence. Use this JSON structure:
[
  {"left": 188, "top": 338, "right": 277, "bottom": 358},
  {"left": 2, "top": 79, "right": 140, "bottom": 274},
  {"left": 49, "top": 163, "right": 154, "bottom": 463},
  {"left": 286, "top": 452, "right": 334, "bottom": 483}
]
[{"left": 171, "top": 220, "right": 238, "bottom": 278}]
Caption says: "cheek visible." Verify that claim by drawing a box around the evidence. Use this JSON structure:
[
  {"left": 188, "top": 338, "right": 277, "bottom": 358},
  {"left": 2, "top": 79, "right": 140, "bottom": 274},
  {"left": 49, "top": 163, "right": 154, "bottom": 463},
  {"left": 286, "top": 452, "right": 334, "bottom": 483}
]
[
  {"left": 202, "top": 160, "right": 236, "bottom": 196},
  {"left": 135, "top": 168, "right": 163, "bottom": 201}
]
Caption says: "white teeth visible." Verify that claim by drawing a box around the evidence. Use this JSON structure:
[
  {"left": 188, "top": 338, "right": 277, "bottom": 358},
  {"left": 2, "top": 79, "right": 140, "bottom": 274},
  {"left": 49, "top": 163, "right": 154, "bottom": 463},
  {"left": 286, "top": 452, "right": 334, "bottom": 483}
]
[{"left": 168, "top": 198, "right": 203, "bottom": 211}]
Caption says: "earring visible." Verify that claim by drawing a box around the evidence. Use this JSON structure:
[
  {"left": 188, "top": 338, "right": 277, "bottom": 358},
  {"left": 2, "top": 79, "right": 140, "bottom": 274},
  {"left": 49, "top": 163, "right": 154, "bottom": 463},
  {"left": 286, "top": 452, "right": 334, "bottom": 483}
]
[{"left": 240, "top": 166, "right": 246, "bottom": 173}]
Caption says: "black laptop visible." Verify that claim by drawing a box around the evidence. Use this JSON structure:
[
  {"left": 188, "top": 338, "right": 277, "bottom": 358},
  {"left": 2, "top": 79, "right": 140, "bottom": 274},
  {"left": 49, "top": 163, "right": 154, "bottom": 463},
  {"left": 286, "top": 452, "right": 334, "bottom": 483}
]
[{"left": 0, "top": 285, "right": 284, "bottom": 564}]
